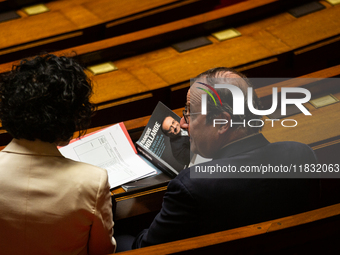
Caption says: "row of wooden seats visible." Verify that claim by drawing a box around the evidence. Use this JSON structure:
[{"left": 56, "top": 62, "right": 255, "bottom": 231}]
[
  {"left": 0, "top": 0, "right": 302, "bottom": 66},
  {"left": 53, "top": 0, "right": 339, "bottom": 76},
  {"left": 0, "top": 0, "right": 318, "bottom": 128},
  {"left": 53, "top": 0, "right": 307, "bottom": 66},
  {"left": 0, "top": 0, "right": 221, "bottom": 63},
  {"left": 2, "top": 1, "right": 339, "bottom": 126},
  {"left": 123, "top": 0, "right": 340, "bottom": 83},
  {"left": 53, "top": 1, "right": 340, "bottom": 124},
  {"left": 80, "top": 0, "right": 340, "bottom": 126},
  {"left": 1, "top": 2, "right": 339, "bottom": 253},
  {"left": 110, "top": 202, "right": 340, "bottom": 255},
  {"left": 0, "top": 0, "right": 281, "bottom": 72},
  {"left": 80, "top": 1, "right": 340, "bottom": 126}
]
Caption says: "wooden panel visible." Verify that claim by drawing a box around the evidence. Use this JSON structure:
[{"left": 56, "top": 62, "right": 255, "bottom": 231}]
[
  {"left": 0, "top": 0, "right": 301, "bottom": 72},
  {"left": 52, "top": 0, "right": 282, "bottom": 62},
  {"left": 0, "top": 11, "right": 79, "bottom": 49},
  {"left": 0, "top": 32, "right": 83, "bottom": 57},
  {"left": 104, "top": 0, "right": 207, "bottom": 30},
  {"left": 83, "top": 0, "right": 180, "bottom": 23},
  {"left": 256, "top": 64, "right": 340, "bottom": 98},
  {"left": 250, "top": 30, "right": 291, "bottom": 54},
  {"left": 237, "top": 12, "right": 296, "bottom": 34},
  {"left": 126, "top": 65, "right": 169, "bottom": 91},
  {"left": 145, "top": 3, "right": 340, "bottom": 84},
  {"left": 58, "top": 5, "right": 103, "bottom": 28},
  {"left": 45, "top": 0, "right": 95, "bottom": 10},
  {"left": 261, "top": 91, "right": 340, "bottom": 145},
  {"left": 116, "top": 47, "right": 178, "bottom": 70},
  {"left": 0, "top": 0, "right": 50, "bottom": 10},
  {"left": 0, "top": 0, "right": 221, "bottom": 64},
  {"left": 90, "top": 70, "right": 150, "bottom": 104},
  {"left": 146, "top": 36, "right": 275, "bottom": 84},
  {"left": 267, "top": 4, "right": 340, "bottom": 49},
  {"left": 0, "top": 60, "right": 18, "bottom": 73}
]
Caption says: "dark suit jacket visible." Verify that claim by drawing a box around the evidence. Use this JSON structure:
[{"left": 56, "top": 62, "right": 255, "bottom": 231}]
[
  {"left": 133, "top": 134, "right": 319, "bottom": 248},
  {"left": 169, "top": 135, "right": 190, "bottom": 166}
]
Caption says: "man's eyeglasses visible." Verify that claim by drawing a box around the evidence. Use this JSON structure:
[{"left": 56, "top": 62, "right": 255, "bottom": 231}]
[
  {"left": 182, "top": 110, "right": 190, "bottom": 124},
  {"left": 182, "top": 109, "right": 201, "bottom": 124}
]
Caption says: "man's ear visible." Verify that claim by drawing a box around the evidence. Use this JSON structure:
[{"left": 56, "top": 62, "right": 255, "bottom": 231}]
[{"left": 216, "top": 112, "right": 231, "bottom": 135}]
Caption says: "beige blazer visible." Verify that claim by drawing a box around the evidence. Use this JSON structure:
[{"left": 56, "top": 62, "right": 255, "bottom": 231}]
[{"left": 0, "top": 139, "right": 116, "bottom": 255}]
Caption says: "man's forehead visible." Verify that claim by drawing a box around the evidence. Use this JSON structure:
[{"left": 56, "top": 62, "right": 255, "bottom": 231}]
[
  {"left": 164, "top": 116, "right": 178, "bottom": 126},
  {"left": 165, "top": 116, "right": 173, "bottom": 121},
  {"left": 163, "top": 116, "right": 173, "bottom": 126}
]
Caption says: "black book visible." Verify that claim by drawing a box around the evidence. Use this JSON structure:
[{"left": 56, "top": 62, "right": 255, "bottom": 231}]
[
  {"left": 136, "top": 101, "right": 189, "bottom": 177},
  {"left": 122, "top": 102, "right": 190, "bottom": 191}
]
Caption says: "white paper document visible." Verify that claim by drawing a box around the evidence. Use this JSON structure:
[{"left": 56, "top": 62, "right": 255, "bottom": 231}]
[{"left": 59, "top": 123, "right": 157, "bottom": 189}]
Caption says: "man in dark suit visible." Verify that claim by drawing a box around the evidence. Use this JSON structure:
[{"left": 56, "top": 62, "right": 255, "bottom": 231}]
[
  {"left": 161, "top": 116, "right": 191, "bottom": 166},
  {"left": 133, "top": 67, "right": 319, "bottom": 248}
]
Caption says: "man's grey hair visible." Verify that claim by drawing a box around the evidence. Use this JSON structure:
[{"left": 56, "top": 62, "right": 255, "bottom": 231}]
[{"left": 193, "top": 67, "right": 263, "bottom": 135}]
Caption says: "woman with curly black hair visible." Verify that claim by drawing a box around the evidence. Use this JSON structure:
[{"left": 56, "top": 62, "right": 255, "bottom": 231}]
[{"left": 0, "top": 54, "right": 116, "bottom": 255}]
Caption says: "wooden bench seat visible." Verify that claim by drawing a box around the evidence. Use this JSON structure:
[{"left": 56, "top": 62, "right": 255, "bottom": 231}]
[{"left": 111, "top": 203, "right": 340, "bottom": 255}]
